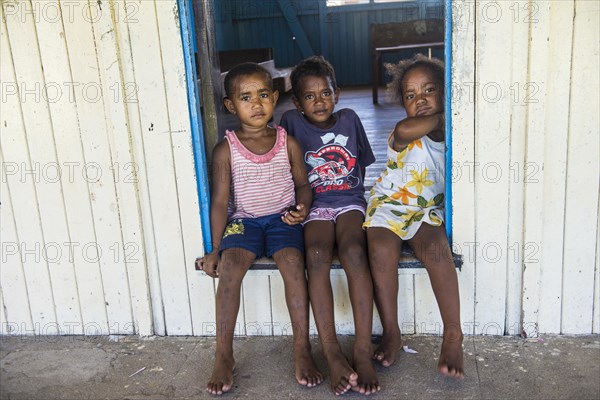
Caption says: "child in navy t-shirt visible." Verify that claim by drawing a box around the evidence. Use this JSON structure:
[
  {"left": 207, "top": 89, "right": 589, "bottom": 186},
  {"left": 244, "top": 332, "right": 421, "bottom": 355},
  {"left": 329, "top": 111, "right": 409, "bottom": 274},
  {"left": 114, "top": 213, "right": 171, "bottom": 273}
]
[{"left": 280, "top": 56, "right": 379, "bottom": 396}]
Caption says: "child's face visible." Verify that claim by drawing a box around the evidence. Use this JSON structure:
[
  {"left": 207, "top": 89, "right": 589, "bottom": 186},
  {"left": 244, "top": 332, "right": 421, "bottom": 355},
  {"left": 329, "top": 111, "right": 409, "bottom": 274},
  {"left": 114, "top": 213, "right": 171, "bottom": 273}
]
[
  {"left": 401, "top": 67, "right": 442, "bottom": 118},
  {"left": 293, "top": 75, "right": 339, "bottom": 129},
  {"left": 224, "top": 72, "right": 278, "bottom": 129}
]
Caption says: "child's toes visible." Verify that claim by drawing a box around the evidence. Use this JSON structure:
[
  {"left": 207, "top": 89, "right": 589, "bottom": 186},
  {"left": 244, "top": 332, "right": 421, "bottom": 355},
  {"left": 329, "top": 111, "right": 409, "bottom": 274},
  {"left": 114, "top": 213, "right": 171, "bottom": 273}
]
[
  {"left": 370, "top": 382, "right": 382, "bottom": 394},
  {"left": 373, "top": 350, "right": 384, "bottom": 361},
  {"left": 334, "top": 379, "right": 351, "bottom": 395}
]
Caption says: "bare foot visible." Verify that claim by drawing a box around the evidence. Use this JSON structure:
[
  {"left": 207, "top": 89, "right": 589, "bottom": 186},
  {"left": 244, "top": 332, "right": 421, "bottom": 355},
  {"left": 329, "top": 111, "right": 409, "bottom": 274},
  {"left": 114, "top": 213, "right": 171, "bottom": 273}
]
[
  {"left": 351, "top": 349, "right": 381, "bottom": 395},
  {"left": 206, "top": 353, "right": 235, "bottom": 395},
  {"left": 373, "top": 329, "right": 402, "bottom": 367},
  {"left": 325, "top": 350, "right": 358, "bottom": 395},
  {"left": 294, "top": 343, "right": 323, "bottom": 387},
  {"left": 437, "top": 334, "right": 464, "bottom": 380}
]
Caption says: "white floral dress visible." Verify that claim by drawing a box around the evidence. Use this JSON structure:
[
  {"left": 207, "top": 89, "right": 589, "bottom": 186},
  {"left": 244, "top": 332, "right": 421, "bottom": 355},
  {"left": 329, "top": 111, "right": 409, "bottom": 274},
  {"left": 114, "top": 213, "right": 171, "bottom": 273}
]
[{"left": 363, "top": 133, "right": 445, "bottom": 240}]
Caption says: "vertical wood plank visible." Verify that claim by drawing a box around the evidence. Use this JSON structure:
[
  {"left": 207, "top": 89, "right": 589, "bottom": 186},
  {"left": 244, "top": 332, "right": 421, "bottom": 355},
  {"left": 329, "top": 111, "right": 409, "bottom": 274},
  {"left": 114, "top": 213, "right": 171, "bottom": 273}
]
[
  {"left": 242, "top": 274, "right": 272, "bottom": 335},
  {"left": 592, "top": 199, "right": 600, "bottom": 334},
  {"left": 91, "top": 0, "right": 154, "bottom": 335},
  {"left": 58, "top": 0, "right": 134, "bottom": 334},
  {"left": 1, "top": 11, "right": 58, "bottom": 334},
  {"left": 4, "top": 0, "right": 84, "bottom": 334},
  {"left": 561, "top": 0, "right": 600, "bottom": 334},
  {"left": 473, "top": 0, "right": 514, "bottom": 334},
  {"left": 594, "top": 200, "right": 600, "bottom": 334},
  {"left": 111, "top": 0, "right": 165, "bottom": 335},
  {"left": 536, "top": 1, "right": 575, "bottom": 334},
  {"left": 32, "top": 0, "right": 109, "bottom": 335},
  {"left": 522, "top": 2, "right": 552, "bottom": 337},
  {"left": 0, "top": 166, "right": 34, "bottom": 335},
  {"left": 503, "top": 0, "right": 532, "bottom": 336},
  {"left": 450, "top": 0, "right": 476, "bottom": 334},
  {"left": 193, "top": 0, "right": 224, "bottom": 163},
  {"left": 155, "top": 0, "right": 215, "bottom": 336},
  {"left": 126, "top": 0, "right": 192, "bottom": 335}
]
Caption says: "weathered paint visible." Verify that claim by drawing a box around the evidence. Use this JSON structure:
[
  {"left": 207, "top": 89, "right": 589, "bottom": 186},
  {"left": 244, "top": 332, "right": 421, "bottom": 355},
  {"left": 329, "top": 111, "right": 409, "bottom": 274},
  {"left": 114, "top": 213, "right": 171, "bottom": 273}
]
[{"left": 450, "top": 0, "right": 476, "bottom": 335}]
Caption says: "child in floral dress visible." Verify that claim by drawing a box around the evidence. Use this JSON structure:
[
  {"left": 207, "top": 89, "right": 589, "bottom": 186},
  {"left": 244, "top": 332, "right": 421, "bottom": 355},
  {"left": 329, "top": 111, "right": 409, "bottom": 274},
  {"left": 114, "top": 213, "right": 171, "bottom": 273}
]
[{"left": 363, "top": 55, "right": 464, "bottom": 379}]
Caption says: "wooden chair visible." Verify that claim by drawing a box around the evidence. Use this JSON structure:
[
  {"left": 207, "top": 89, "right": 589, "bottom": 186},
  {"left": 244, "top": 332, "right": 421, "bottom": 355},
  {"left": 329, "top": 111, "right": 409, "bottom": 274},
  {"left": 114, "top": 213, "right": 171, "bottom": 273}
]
[{"left": 371, "top": 19, "right": 444, "bottom": 104}]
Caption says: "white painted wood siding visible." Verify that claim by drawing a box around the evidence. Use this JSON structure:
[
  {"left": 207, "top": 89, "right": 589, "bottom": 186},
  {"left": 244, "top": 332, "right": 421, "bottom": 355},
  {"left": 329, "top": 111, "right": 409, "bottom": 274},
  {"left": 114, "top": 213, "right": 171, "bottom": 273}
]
[
  {"left": 453, "top": 0, "right": 600, "bottom": 336},
  {"left": 0, "top": 0, "right": 206, "bottom": 336},
  {"left": 1, "top": 0, "right": 598, "bottom": 337}
]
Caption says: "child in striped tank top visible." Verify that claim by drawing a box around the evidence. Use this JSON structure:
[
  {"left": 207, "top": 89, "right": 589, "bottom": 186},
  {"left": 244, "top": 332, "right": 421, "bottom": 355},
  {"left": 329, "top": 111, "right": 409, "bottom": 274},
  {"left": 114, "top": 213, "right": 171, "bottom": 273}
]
[{"left": 197, "top": 63, "right": 322, "bottom": 395}]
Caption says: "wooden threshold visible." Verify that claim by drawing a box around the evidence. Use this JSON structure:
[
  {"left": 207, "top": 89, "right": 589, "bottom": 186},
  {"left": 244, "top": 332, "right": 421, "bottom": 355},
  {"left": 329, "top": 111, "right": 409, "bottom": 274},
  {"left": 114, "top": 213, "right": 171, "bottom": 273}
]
[{"left": 248, "top": 248, "right": 463, "bottom": 271}]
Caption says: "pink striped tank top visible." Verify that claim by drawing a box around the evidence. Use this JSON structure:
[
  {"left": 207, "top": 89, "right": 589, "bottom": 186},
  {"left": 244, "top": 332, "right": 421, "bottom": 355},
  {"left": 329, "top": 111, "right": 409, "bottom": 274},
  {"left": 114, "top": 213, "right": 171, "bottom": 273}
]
[{"left": 226, "top": 126, "right": 295, "bottom": 219}]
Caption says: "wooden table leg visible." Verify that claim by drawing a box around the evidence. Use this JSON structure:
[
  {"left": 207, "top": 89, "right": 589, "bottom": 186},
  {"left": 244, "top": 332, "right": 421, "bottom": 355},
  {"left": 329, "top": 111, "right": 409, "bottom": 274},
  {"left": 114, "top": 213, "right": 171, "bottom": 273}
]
[{"left": 372, "top": 52, "right": 379, "bottom": 104}]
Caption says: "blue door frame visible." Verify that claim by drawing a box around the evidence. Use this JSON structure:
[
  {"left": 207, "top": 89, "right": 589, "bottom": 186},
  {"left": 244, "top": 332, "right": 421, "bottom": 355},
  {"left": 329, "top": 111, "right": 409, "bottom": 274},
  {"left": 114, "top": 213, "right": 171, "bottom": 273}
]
[
  {"left": 444, "top": 0, "right": 452, "bottom": 242},
  {"left": 178, "top": 0, "right": 212, "bottom": 253}
]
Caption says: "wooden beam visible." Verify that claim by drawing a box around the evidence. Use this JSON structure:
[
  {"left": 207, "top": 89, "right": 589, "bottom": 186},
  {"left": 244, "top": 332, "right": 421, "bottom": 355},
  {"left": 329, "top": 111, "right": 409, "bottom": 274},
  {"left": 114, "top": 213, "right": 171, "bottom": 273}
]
[
  {"left": 192, "top": 0, "right": 224, "bottom": 162},
  {"left": 318, "top": 0, "right": 328, "bottom": 58},
  {"left": 277, "top": 0, "right": 315, "bottom": 58}
]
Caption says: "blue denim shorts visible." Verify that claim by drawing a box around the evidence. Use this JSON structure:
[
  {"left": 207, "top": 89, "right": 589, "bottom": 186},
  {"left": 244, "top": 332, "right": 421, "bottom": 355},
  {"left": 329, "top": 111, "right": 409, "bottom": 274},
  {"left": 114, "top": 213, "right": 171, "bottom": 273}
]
[{"left": 220, "top": 213, "right": 304, "bottom": 258}]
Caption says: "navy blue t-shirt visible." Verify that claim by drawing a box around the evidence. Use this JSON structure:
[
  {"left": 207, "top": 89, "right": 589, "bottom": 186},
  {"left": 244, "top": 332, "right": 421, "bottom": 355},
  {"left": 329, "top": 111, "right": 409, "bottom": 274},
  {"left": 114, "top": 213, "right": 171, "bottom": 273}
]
[{"left": 280, "top": 108, "right": 375, "bottom": 208}]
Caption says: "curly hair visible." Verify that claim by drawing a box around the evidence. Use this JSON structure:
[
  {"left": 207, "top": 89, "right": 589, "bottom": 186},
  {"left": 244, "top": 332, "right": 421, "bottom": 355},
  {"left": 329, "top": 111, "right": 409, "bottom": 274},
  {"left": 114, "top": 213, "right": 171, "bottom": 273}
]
[
  {"left": 385, "top": 54, "right": 445, "bottom": 107},
  {"left": 224, "top": 62, "right": 272, "bottom": 98},
  {"left": 290, "top": 55, "right": 338, "bottom": 99}
]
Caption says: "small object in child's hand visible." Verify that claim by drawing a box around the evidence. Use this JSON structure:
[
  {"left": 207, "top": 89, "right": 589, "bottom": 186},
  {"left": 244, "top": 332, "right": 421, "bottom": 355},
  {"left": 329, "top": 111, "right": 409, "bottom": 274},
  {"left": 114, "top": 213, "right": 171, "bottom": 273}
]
[{"left": 287, "top": 205, "right": 298, "bottom": 213}]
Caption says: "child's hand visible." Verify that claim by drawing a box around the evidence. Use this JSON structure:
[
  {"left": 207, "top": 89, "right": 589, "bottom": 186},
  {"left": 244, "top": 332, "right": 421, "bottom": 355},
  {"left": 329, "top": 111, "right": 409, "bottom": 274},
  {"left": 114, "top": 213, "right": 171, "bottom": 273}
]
[
  {"left": 197, "top": 251, "right": 220, "bottom": 278},
  {"left": 281, "top": 204, "right": 307, "bottom": 225}
]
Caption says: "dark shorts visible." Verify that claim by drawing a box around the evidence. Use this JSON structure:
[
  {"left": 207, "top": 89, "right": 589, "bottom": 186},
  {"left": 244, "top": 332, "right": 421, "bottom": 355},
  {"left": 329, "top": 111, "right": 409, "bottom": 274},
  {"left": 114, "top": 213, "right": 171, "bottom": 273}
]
[{"left": 220, "top": 213, "right": 304, "bottom": 258}]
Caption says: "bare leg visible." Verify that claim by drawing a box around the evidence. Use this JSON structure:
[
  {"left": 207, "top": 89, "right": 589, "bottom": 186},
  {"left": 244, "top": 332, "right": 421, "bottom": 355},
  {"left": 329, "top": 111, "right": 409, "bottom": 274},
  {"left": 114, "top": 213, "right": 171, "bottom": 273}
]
[
  {"left": 272, "top": 247, "right": 323, "bottom": 387},
  {"left": 409, "top": 223, "right": 464, "bottom": 380},
  {"left": 206, "top": 248, "right": 254, "bottom": 395},
  {"left": 366, "top": 227, "right": 404, "bottom": 367},
  {"left": 305, "top": 221, "right": 358, "bottom": 395},
  {"left": 336, "top": 211, "right": 380, "bottom": 395}
]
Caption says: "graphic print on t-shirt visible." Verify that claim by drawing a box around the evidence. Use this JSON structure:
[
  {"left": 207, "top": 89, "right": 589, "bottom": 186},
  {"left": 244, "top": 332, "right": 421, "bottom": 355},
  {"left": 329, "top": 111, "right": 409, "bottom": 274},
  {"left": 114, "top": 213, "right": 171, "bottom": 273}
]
[{"left": 305, "top": 133, "right": 359, "bottom": 194}]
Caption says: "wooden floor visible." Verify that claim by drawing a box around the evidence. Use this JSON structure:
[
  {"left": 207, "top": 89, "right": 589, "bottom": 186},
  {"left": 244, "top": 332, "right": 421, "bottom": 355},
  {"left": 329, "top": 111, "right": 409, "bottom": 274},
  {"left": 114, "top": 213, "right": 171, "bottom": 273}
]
[{"left": 272, "top": 85, "right": 406, "bottom": 192}]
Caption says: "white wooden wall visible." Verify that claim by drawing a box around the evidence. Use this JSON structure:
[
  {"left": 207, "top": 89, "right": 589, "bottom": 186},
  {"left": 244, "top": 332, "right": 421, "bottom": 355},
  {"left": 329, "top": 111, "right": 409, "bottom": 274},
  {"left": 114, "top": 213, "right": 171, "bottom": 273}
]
[
  {"left": 1, "top": 0, "right": 598, "bottom": 337},
  {"left": 452, "top": 0, "right": 599, "bottom": 335},
  {"left": 0, "top": 0, "right": 211, "bottom": 336}
]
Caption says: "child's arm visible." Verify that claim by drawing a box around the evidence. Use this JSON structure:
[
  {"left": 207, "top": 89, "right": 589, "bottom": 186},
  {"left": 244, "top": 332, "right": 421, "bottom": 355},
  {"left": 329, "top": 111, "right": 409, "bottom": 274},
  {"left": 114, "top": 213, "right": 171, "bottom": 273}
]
[
  {"left": 200, "top": 140, "right": 231, "bottom": 278},
  {"left": 392, "top": 112, "right": 444, "bottom": 152},
  {"left": 351, "top": 109, "right": 375, "bottom": 183},
  {"left": 282, "top": 135, "right": 312, "bottom": 225}
]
